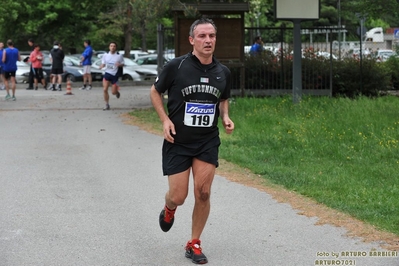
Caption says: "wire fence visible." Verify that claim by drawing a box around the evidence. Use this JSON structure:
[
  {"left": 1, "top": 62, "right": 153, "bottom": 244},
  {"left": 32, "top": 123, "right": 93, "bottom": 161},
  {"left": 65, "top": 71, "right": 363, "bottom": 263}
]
[{"left": 159, "top": 25, "right": 396, "bottom": 96}]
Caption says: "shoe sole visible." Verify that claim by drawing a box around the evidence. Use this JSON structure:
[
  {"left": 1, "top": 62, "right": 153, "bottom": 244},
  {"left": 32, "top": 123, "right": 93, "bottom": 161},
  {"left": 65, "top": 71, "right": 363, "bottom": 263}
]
[
  {"left": 159, "top": 209, "right": 174, "bottom": 232},
  {"left": 185, "top": 251, "right": 208, "bottom": 264}
]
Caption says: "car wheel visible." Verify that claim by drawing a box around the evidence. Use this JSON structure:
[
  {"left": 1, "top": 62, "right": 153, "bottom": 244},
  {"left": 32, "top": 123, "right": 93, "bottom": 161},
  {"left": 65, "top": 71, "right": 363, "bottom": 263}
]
[
  {"left": 65, "top": 74, "right": 76, "bottom": 82},
  {"left": 122, "top": 74, "right": 133, "bottom": 81}
]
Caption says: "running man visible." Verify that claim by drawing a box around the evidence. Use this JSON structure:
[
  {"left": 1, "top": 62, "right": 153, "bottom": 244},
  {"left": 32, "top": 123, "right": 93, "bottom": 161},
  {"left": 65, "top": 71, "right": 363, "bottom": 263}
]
[
  {"left": 99, "top": 42, "right": 124, "bottom": 111},
  {"left": 2, "top": 39, "right": 21, "bottom": 101},
  {"left": 150, "top": 18, "right": 234, "bottom": 264}
]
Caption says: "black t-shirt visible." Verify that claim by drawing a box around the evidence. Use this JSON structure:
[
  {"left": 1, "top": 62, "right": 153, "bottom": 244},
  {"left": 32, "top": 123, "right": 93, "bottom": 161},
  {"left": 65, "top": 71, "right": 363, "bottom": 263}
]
[
  {"left": 154, "top": 53, "right": 231, "bottom": 144},
  {"left": 50, "top": 48, "right": 65, "bottom": 69}
]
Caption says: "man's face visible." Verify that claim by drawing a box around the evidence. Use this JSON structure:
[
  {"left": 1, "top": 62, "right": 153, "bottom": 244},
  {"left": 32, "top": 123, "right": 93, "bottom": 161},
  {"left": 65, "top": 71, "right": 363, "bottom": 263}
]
[
  {"left": 189, "top": 23, "right": 216, "bottom": 57},
  {"left": 0, "top": 43, "right": 3, "bottom": 49},
  {"left": 109, "top": 43, "right": 117, "bottom": 53},
  {"left": 84, "top": 42, "right": 88, "bottom": 47},
  {"left": 28, "top": 41, "right": 33, "bottom": 47}
]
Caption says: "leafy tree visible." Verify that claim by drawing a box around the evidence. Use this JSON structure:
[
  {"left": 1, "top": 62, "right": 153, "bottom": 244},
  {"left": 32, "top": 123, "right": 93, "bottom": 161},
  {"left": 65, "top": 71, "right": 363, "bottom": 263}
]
[
  {"left": 0, "top": 0, "right": 109, "bottom": 52},
  {"left": 98, "top": 0, "right": 175, "bottom": 55}
]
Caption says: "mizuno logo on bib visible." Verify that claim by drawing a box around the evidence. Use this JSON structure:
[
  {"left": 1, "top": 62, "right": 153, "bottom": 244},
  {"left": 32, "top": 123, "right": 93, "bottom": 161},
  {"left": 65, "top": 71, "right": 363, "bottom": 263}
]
[{"left": 184, "top": 102, "right": 216, "bottom": 127}]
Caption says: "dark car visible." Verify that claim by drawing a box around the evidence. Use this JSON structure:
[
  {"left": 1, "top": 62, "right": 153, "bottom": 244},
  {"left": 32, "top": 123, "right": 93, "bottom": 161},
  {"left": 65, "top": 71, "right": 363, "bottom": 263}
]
[{"left": 42, "top": 55, "right": 103, "bottom": 82}]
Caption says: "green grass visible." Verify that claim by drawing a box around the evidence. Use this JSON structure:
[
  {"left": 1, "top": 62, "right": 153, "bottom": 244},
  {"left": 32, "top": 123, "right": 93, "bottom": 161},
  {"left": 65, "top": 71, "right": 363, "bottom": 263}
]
[{"left": 129, "top": 95, "right": 399, "bottom": 235}]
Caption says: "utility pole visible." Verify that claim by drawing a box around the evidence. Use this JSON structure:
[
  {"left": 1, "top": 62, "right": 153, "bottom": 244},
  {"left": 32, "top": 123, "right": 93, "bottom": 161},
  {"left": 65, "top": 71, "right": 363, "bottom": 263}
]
[{"left": 338, "top": 0, "right": 341, "bottom": 60}]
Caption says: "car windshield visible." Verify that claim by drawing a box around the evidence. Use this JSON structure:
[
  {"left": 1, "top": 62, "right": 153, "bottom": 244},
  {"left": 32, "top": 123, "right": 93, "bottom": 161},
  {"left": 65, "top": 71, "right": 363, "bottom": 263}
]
[
  {"left": 381, "top": 51, "right": 393, "bottom": 56},
  {"left": 64, "top": 56, "right": 81, "bottom": 66},
  {"left": 122, "top": 57, "right": 139, "bottom": 67}
]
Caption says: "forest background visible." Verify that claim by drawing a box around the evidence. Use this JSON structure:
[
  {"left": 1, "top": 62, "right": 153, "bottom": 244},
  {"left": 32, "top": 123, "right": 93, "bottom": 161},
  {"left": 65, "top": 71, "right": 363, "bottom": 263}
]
[{"left": 1, "top": 0, "right": 399, "bottom": 55}]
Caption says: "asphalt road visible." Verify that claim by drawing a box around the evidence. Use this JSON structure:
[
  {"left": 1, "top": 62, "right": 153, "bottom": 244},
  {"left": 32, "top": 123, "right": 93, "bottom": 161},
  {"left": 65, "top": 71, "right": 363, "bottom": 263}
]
[{"left": 0, "top": 83, "right": 398, "bottom": 266}]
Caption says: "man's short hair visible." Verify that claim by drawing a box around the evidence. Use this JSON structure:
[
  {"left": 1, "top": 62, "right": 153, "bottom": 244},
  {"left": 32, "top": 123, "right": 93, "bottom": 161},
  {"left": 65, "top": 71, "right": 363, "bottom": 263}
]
[
  {"left": 254, "top": 36, "right": 262, "bottom": 43},
  {"left": 189, "top": 17, "right": 217, "bottom": 37},
  {"left": 7, "top": 39, "right": 13, "bottom": 46},
  {"left": 85, "top": 39, "right": 91, "bottom": 45},
  {"left": 28, "top": 38, "right": 34, "bottom": 43}
]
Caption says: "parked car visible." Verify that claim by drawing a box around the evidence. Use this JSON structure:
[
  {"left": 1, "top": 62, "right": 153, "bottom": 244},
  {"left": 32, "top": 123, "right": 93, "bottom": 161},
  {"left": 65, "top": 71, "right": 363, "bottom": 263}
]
[
  {"left": 373, "top": 49, "right": 396, "bottom": 62},
  {"left": 315, "top": 51, "right": 338, "bottom": 60},
  {"left": 92, "top": 57, "right": 157, "bottom": 82},
  {"left": 15, "top": 60, "right": 47, "bottom": 84},
  {"left": 351, "top": 48, "right": 371, "bottom": 58},
  {"left": 133, "top": 54, "right": 170, "bottom": 70},
  {"left": 164, "top": 49, "right": 175, "bottom": 60},
  {"left": 118, "top": 50, "right": 149, "bottom": 60},
  {"left": 42, "top": 55, "right": 103, "bottom": 82}
]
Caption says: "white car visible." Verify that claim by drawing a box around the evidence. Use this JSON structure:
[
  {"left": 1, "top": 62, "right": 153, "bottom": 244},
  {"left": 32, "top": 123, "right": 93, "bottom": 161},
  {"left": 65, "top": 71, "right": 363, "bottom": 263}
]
[
  {"left": 133, "top": 54, "right": 170, "bottom": 70},
  {"left": 373, "top": 49, "right": 396, "bottom": 62},
  {"left": 118, "top": 50, "right": 149, "bottom": 60},
  {"left": 92, "top": 58, "right": 157, "bottom": 82}
]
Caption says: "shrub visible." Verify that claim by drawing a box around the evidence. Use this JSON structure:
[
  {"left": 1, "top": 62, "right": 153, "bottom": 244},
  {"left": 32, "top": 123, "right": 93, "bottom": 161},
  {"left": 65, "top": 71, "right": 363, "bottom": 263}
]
[{"left": 241, "top": 53, "right": 391, "bottom": 97}]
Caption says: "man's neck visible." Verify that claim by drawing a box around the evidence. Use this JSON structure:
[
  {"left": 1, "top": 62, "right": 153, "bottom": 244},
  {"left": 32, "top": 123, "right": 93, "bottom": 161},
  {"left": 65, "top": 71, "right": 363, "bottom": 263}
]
[{"left": 192, "top": 52, "right": 212, "bottom": 65}]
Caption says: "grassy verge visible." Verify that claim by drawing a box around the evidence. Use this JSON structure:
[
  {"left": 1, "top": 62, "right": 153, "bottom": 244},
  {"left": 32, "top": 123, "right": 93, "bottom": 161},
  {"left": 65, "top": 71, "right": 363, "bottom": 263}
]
[{"left": 129, "top": 95, "right": 399, "bottom": 236}]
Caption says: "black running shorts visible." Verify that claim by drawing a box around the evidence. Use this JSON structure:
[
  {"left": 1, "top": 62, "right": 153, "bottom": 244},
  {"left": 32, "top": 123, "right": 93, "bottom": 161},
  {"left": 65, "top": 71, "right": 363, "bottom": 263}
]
[
  {"left": 4, "top": 71, "right": 16, "bottom": 79},
  {"left": 51, "top": 68, "right": 63, "bottom": 75},
  {"left": 162, "top": 135, "right": 221, "bottom": 176}
]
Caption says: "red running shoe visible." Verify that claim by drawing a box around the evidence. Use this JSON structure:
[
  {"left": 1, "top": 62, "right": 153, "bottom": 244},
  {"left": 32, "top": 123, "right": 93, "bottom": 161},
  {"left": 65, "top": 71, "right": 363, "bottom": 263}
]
[
  {"left": 185, "top": 239, "right": 208, "bottom": 264},
  {"left": 159, "top": 206, "right": 175, "bottom": 232}
]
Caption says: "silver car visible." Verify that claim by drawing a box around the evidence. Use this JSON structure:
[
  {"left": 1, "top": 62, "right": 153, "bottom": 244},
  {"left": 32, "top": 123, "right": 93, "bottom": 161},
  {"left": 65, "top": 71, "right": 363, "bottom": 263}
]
[
  {"left": 92, "top": 58, "right": 157, "bottom": 82},
  {"left": 15, "top": 61, "right": 47, "bottom": 84}
]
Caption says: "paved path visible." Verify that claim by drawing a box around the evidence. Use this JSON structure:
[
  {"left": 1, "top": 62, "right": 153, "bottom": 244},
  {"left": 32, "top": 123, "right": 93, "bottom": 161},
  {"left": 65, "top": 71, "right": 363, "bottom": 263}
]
[{"left": 0, "top": 84, "right": 398, "bottom": 266}]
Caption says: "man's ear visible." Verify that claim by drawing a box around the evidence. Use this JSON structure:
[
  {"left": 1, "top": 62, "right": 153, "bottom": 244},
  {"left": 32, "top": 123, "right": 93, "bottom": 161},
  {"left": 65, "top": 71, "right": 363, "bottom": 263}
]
[{"left": 189, "top": 36, "right": 194, "bottom": 45}]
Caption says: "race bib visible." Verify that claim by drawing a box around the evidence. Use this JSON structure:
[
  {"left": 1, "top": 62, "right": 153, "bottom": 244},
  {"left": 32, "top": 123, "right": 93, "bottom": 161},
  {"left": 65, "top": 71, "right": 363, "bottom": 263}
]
[
  {"left": 105, "top": 63, "right": 116, "bottom": 69},
  {"left": 184, "top": 102, "right": 216, "bottom": 127}
]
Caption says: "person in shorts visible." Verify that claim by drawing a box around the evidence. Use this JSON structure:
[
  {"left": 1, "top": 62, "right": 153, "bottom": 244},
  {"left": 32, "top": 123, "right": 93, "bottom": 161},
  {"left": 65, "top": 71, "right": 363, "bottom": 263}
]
[
  {"left": 25, "top": 38, "right": 35, "bottom": 90},
  {"left": 2, "top": 39, "right": 20, "bottom": 101},
  {"left": 150, "top": 18, "right": 235, "bottom": 264},
  {"left": 79, "top": 39, "right": 93, "bottom": 90},
  {"left": 0, "top": 42, "right": 5, "bottom": 90},
  {"left": 49, "top": 41, "right": 65, "bottom": 91},
  {"left": 29, "top": 44, "right": 47, "bottom": 90},
  {"left": 99, "top": 42, "right": 124, "bottom": 110}
]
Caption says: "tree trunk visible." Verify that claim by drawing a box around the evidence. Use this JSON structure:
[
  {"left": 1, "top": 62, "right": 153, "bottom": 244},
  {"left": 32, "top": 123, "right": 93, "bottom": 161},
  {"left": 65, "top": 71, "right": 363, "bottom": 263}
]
[
  {"left": 124, "top": 4, "right": 133, "bottom": 56},
  {"left": 140, "top": 20, "right": 147, "bottom": 52}
]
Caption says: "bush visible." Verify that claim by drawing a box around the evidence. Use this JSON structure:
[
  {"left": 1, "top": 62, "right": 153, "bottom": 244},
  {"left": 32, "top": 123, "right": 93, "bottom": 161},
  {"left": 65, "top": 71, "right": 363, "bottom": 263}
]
[
  {"left": 381, "top": 56, "right": 399, "bottom": 90},
  {"left": 332, "top": 59, "right": 390, "bottom": 97},
  {"left": 240, "top": 52, "right": 391, "bottom": 97}
]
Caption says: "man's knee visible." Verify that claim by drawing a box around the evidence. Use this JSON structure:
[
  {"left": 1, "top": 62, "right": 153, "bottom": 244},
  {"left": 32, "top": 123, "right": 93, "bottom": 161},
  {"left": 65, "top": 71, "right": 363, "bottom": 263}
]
[
  {"left": 195, "top": 186, "right": 210, "bottom": 202},
  {"left": 169, "top": 195, "right": 186, "bottom": 206}
]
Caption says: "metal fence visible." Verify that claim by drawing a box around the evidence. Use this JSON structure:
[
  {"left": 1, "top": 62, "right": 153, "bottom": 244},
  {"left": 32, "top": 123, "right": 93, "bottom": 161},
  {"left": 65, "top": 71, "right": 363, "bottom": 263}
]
[{"left": 158, "top": 25, "right": 387, "bottom": 97}]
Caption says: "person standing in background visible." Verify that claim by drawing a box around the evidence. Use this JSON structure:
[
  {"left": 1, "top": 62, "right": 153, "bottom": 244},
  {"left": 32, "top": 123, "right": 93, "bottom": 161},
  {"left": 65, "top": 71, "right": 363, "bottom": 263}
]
[
  {"left": 29, "top": 44, "right": 47, "bottom": 90},
  {"left": 25, "top": 38, "right": 35, "bottom": 90},
  {"left": 49, "top": 41, "right": 65, "bottom": 91},
  {"left": 79, "top": 39, "right": 93, "bottom": 90},
  {"left": 0, "top": 42, "right": 5, "bottom": 90},
  {"left": 249, "top": 36, "right": 264, "bottom": 55},
  {"left": 2, "top": 39, "right": 21, "bottom": 100}
]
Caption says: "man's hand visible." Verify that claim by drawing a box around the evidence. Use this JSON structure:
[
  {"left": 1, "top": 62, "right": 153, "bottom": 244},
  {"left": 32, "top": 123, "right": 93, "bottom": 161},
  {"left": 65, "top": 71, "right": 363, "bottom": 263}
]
[
  {"left": 222, "top": 117, "right": 234, "bottom": 134},
  {"left": 163, "top": 119, "right": 176, "bottom": 143}
]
